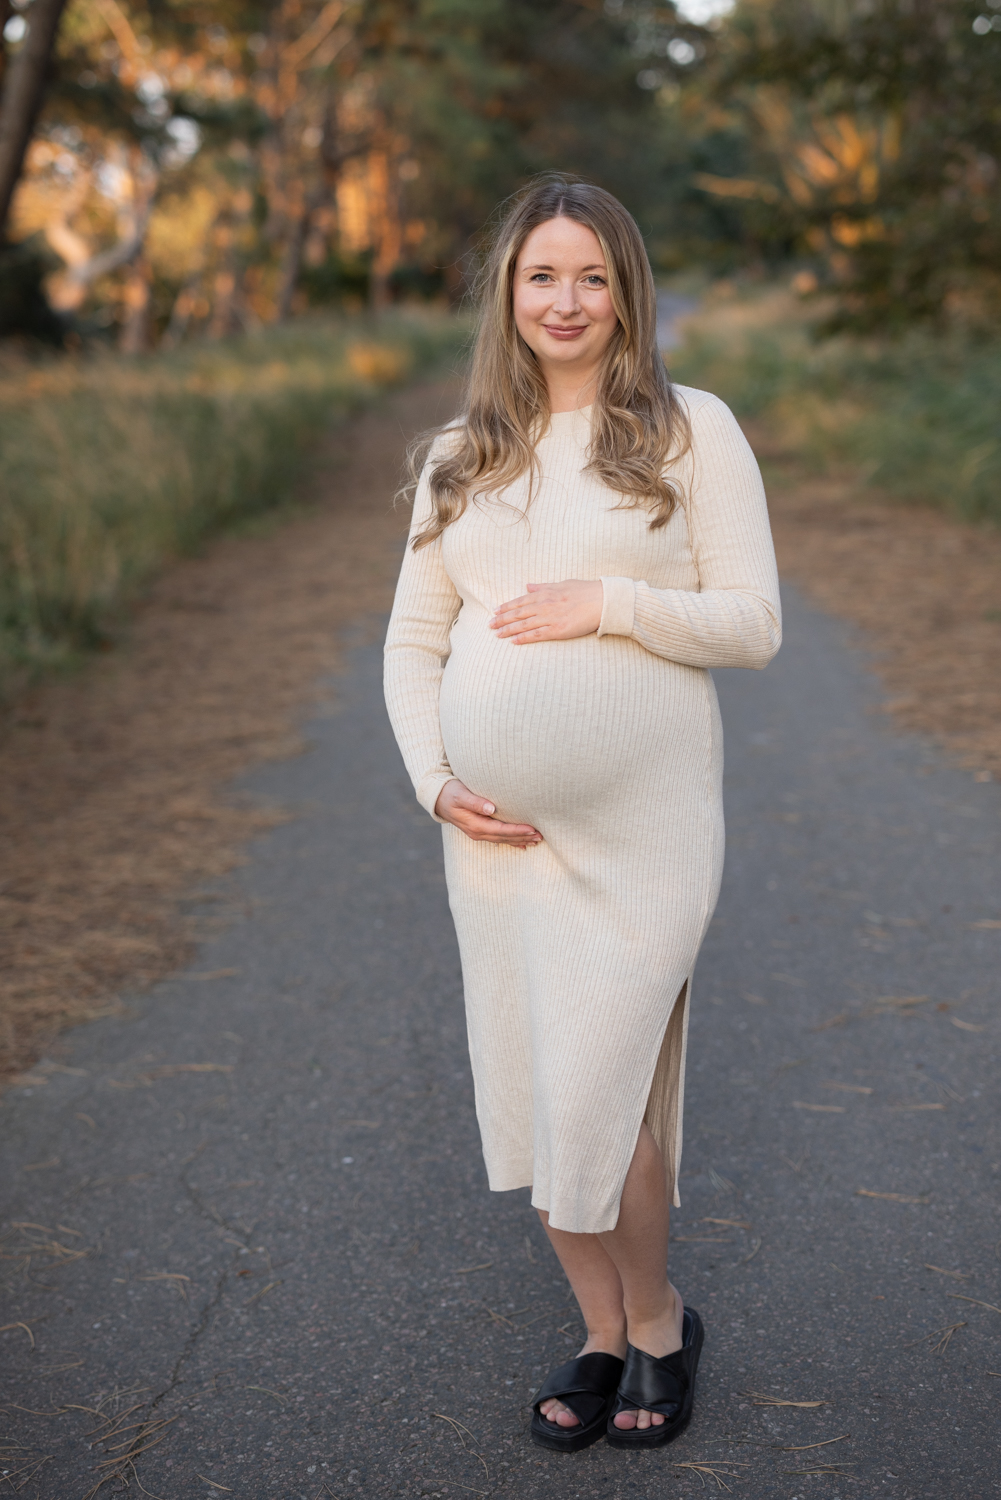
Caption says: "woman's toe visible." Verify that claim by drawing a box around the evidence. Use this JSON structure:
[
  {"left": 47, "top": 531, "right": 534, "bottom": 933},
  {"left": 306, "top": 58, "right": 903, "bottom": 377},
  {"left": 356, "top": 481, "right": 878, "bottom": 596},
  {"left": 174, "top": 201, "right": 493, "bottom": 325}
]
[
  {"left": 613, "top": 1410, "right": 638, "bottom": 1430},
  {"left": 540, "top": 1398, "right": 579, "bottom": 1427}
]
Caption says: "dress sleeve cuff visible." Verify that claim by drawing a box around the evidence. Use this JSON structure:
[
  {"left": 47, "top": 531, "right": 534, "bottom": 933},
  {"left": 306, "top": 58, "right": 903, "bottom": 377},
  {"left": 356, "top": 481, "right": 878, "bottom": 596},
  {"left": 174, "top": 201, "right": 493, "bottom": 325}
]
[
  {"left": 417, "top": 770, "right": 456, "bottom": 823},
  {"left": 596, "top": 576, "right": 636, "bottom": 639}
]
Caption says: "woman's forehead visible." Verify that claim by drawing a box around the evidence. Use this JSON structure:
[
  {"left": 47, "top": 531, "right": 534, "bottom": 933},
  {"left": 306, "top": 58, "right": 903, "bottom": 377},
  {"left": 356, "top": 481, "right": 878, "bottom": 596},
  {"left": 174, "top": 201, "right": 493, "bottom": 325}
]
[{"left": 516, "top": 217, "right": 605, "bottom": 267}]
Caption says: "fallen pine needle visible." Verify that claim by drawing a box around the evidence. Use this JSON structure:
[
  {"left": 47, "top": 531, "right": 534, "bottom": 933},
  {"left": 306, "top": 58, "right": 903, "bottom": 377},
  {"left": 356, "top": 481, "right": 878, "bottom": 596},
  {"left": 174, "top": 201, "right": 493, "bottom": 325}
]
[
  {"left": 94, "top": 1417, "right": 179, "bottom": 1468},
  {"left": 245, "top": 1385, "right": 286, "bottom": 1404},
  {"left": 888, "top": 1102, "right": 945, "bottom": 1111},
  {"left": 783, "top": 1466, "right": 854, "bottom": 1476},
  {"left": 813, "top": 995, "right": 931, "bottom": 1030},
  {"left": 672, "top": 1462, "right": 746, "bottom": 1491},
  {"left": 432, "top": 1414, "right": 489, "bottom": 1479},
  {"left": 903, "top": 1321, "right": 966, "bottom": 1352},
  {"left": 774, "top": 1434, "right": 850, "bottom": 1452},
  {"left": 967, "top": 920, "right": 1001, "bottom": 930},
  {"left": 951, "top": 1017, "right": 986, "bottom": 1031},
  {"left": 738, "top": 1237, "right": 762, "bottom": 1263},
  {"left": 856, "top": 1188, "right": 929, "bottom": 1203},
  {"left": 949, "top": 1294, "right": 1001, "bottom": 1314},
  {"left": 701, "top": 1218, "right": 752, "bottom": 1229},
  {"left": 812, "top": 1012, "right": 851, "bottom": 1031},
  {"left": 742, "top": 1391, "right": 829, "bottom": 1407},
  {"left": 987, "top": 1371, "right": 1001, "bottom": 1377},
  {"left": 197, "top": 1479, "right": 233, "bottom": 1492},
  {"left": 822, "top": 1082, "right": 873, "bottom": 1094},
  {"left": 515, "top": 1302, "right": 573, "bottom": 1329},
  {"left": 433, "top": 1414, "right": 481, "bottom": 1445},
  {"left": 139, "top": 1272, "right": 191, "bottom": 1300},
  {"left": 246, "top": 1279, "right": 282, "bottom": 1305},
  {"left": 454, "top": 1262, "right": 492, "bottom": 1273},
  {"left": 0, "top": 1322, "right": 35, "bottom": 1348},
  {"left": 793, "top": 1101, "right": 845, "bottom": 1112},
  {"left": 925, "top": 1264, "right": 972, "bottom": 1280}
]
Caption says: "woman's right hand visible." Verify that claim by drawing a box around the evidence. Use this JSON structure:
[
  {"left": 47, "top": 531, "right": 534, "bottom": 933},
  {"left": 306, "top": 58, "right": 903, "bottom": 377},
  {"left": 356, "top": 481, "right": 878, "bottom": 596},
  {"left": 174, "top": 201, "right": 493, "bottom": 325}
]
[{"left": 434, "top": 779, "right": 543, "bottom": 849}]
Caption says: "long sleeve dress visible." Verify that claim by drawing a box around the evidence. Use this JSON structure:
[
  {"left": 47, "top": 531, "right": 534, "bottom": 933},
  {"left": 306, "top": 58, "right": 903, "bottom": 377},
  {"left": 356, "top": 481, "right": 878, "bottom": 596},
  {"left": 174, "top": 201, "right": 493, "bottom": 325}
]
[{"left": 384, "top": 387, "right": 781, "bottom": 1234}]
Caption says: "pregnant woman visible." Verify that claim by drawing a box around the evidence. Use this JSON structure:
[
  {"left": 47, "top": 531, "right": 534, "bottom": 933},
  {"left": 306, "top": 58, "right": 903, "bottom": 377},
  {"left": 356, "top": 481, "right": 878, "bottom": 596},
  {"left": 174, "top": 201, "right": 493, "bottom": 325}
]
[{"left": 384, "top": 177, "right": 781, "bottom": 1452}]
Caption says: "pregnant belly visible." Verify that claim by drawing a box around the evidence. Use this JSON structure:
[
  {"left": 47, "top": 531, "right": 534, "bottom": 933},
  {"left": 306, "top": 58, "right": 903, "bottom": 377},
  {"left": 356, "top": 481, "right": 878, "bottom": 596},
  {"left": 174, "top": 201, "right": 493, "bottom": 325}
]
[{"left": 439, "top": 631, "right": 712, "bottom": 827}]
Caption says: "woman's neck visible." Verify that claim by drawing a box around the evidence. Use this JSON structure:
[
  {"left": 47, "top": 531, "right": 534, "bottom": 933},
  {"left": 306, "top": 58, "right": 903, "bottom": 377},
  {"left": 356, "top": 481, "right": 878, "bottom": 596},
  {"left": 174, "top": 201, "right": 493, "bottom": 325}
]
[{"left": 544, "top": 365, "right": 598, "bottom": 414}]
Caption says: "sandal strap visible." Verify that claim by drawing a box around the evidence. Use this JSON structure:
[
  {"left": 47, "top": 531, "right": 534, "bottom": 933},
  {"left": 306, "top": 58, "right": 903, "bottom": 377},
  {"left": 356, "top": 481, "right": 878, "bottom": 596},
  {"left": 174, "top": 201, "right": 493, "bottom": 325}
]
[
  {"left": 534, "top": 1352, "right": 624, "bottom": 1409},
  {"left": 615, "top": 1344, "right": 688, "bottom": 1415}
]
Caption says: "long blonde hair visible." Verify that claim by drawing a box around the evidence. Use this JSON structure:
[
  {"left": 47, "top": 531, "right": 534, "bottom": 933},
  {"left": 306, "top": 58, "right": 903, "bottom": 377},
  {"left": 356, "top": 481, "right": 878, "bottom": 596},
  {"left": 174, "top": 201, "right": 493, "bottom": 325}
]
[{"left": 409, "top": 175, "right": 690, "bottom": 550}]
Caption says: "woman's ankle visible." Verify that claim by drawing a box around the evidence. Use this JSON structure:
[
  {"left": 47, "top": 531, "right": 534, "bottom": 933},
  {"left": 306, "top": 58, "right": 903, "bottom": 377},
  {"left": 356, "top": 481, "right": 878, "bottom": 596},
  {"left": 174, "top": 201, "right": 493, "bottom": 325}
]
[
  {"left": 580, "top": 1326, "right": 628, "bottom": 1358},
  {"left": 624, "top": 1285, "right": 684, "bottom": 1356}
]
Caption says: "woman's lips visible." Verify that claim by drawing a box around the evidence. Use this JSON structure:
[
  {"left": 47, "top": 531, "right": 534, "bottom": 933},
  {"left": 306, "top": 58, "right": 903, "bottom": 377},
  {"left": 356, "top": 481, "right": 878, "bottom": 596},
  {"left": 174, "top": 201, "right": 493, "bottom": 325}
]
[{"left": 542, "top": 324, "right": 588, "bottom": 340}]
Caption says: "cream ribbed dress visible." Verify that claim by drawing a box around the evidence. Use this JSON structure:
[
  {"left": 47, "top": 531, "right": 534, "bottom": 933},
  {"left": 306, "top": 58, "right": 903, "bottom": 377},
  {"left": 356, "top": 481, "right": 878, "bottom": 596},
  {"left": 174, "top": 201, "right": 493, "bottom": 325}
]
[{"left": 384, "top": 386, "right": 781, "bottom": 1234}]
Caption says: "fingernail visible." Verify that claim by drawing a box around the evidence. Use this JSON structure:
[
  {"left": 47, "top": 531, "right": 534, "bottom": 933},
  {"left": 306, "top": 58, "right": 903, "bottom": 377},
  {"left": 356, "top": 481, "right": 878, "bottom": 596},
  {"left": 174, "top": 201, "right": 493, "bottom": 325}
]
[{"left": 483, "top": 802, "right": 495, "bottom": 815}]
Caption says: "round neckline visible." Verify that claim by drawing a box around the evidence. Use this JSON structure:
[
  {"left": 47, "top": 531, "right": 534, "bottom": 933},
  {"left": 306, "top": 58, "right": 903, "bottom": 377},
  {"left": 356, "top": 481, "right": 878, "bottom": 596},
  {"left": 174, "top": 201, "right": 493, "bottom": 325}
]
[{"left": 545, "top": 403, "right": 593, "bottom": 430}]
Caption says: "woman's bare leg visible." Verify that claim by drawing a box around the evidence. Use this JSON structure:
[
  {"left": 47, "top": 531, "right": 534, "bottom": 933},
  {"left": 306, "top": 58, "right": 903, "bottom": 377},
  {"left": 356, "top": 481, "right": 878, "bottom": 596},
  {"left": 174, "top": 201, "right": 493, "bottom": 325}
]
[
  {"left": 537, "top": 1122, "right": 684, "bottom": 1431},
  {"left": 535, "top": 1219, "right": 627, "bottom": 1428}
]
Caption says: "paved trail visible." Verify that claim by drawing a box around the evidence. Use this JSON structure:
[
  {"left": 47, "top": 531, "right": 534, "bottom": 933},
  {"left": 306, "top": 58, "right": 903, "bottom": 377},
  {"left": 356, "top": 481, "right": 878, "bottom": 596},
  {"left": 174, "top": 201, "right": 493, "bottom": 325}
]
[{"left": 2, "top": 402, "right": 999, "bottom": 1500}]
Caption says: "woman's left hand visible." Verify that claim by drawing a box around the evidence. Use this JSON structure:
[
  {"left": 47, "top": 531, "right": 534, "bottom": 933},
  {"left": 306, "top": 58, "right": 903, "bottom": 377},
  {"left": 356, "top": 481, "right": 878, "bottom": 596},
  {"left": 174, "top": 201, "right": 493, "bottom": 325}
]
[{"left": 489, "top": 580, "right": 603, "bottom": 644}]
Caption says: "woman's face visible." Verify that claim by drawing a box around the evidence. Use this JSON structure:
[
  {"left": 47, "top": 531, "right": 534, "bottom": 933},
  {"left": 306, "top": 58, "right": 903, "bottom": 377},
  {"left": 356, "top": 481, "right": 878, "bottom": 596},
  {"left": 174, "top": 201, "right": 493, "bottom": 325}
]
[{"left": 512, "top": 217, "right": 619, "bottom": 388}]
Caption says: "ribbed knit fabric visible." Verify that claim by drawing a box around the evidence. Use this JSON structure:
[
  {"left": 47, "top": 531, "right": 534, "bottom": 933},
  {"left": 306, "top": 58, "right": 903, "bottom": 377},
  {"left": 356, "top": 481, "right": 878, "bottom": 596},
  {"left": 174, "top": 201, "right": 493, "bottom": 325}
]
[{"left": 384, "top": 386, "right": 781, "bottom": 1233}]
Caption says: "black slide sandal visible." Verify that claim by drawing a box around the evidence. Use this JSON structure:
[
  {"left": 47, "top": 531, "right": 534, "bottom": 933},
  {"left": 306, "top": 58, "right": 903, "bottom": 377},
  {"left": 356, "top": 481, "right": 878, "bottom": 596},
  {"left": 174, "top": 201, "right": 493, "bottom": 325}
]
[
  {"left": 530, "top": 1351, "right": 625, "bottom": 1452},
  {"left": 605, "top": 1307, "right": 704, "bottom": 1450}
]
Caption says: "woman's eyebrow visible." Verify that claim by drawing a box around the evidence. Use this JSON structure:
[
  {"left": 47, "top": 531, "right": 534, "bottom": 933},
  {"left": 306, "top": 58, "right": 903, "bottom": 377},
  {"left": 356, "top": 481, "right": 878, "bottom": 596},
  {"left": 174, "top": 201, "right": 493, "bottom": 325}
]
[{"left": 521, "top": 263, "right": 607, "bottom": 273}]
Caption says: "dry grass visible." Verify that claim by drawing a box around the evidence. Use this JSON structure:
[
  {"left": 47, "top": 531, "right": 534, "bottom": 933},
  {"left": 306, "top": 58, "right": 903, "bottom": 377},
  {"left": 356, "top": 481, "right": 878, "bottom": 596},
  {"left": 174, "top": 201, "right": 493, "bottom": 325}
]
[
  {"left": 757, "top": 423, "right": 1001, "bottom": 780},
  {"left": 0, "top": 378, "right": 459, "bottom": 1083},
  {"left": 0, "top": 313, "right": 466, "bottom": 684},
  {"left": 672, "top": 287, "right": 1000, "bottom": 779}
]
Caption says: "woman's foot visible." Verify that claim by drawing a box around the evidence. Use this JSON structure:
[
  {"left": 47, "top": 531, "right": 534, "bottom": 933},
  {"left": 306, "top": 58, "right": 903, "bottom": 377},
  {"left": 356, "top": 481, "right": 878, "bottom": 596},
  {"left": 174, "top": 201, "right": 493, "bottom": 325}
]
[
  {"left": 612, "top": 1281, "right": 685, "bottom": 1430},
  {"left": 538, "top": 1331, "right": 627, "bottom": 1428}
]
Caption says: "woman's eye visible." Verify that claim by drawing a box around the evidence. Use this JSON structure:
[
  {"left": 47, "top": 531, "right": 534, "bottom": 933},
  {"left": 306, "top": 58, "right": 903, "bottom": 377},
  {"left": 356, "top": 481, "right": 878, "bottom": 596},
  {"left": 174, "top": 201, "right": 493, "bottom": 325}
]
[
  {"left": 530, "top": 273, "right": 552, "bottom": 283},
  {"left": 583, "top": 276, "right": 606, "bottom": 287}
]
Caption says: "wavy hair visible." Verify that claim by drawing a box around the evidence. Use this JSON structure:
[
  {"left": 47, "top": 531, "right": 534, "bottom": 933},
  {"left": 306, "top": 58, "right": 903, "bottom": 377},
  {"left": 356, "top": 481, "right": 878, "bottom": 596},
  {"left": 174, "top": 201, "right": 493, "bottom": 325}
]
[{"left": 409, "top": 175, "right": 690, "bottom": 550}]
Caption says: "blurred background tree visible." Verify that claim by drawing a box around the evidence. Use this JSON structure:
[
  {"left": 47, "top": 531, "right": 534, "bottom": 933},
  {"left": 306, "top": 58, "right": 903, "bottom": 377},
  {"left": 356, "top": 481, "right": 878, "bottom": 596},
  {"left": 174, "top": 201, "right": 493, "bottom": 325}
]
[
  {"left": 707, "top": 0, "right": 1001, "bottom": 330},
  {"left": 0, "top": 0, "right": 998, "bottom": 344}
]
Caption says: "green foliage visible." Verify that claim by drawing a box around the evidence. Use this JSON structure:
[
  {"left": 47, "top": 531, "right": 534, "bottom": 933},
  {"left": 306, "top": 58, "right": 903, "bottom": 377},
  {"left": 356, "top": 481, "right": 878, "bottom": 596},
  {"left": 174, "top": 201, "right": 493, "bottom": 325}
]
[
  {"left": 712, "top": 0, "right": 1001, "bottom": 329},
  {"left": 0, "top": 310, "right": 468, "bottom": 685},
  {"left": 672, "top": 286, "right": 1001, "bottom": 524},
  {"left": 348, "top": 0, "right": 674, "bottom": 272}
]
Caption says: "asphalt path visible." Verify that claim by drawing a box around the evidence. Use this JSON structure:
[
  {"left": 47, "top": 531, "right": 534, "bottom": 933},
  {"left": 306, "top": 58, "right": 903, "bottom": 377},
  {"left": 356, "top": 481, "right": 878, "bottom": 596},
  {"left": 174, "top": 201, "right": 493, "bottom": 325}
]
[{"left": 2, "top": 570, "right": 1000, "bottom": 1499}]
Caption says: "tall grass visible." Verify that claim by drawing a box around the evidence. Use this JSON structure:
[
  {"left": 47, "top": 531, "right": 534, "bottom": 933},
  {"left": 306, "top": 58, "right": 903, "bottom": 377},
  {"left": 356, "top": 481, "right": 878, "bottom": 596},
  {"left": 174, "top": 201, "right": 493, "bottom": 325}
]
[
  {"left": 0, "top": 311, "right": 468, "bottom": 687},
  {"left": 670, "top": 287, "right": 1001, "bottom": 526}
]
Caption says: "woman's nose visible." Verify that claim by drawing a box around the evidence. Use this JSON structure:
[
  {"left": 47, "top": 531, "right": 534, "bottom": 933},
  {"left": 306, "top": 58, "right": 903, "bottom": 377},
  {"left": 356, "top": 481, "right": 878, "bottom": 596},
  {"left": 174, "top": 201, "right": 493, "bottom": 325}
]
[{"left": 550, "top": 281, "right": 580, "bottom": 315}]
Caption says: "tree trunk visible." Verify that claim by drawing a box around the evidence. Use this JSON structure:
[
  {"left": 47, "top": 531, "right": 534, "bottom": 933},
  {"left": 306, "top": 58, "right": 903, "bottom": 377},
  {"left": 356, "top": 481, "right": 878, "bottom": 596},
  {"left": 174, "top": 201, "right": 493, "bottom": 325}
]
[
  {"left": 0, "top": 0, "right": 70, "bottom": 240},
  {"left": 275, "top": 190, "right": 323, "bottom": 322},
  {"left": 118, "top": 253, "right": 151, "bottom": 354},
  {"left": 0, "top": 0, "right": 14, "bottom": 90}
]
